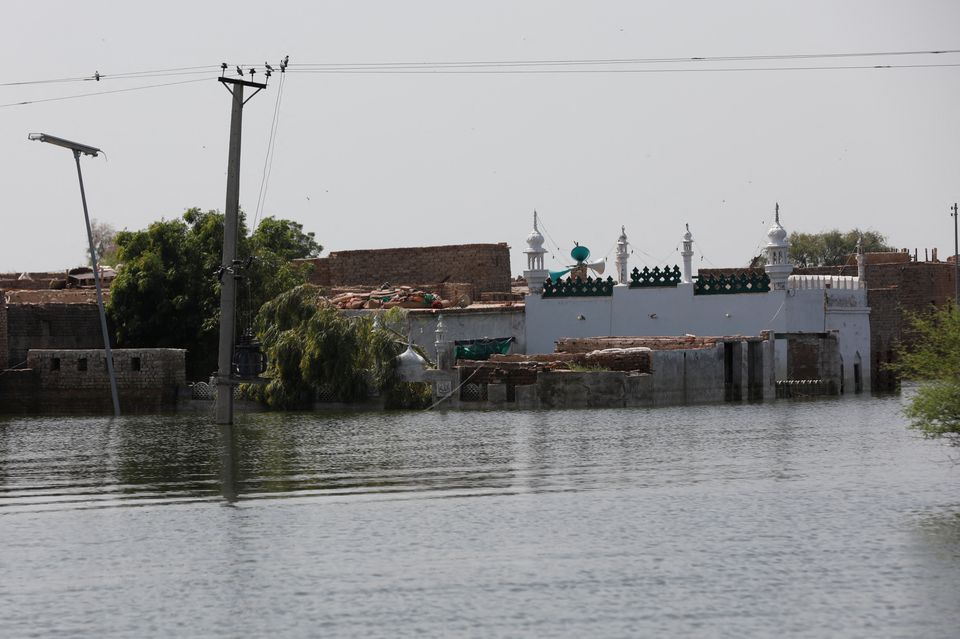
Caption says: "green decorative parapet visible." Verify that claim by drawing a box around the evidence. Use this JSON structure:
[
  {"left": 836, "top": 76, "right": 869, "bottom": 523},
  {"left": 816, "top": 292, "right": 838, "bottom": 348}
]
[
  {"left": 542, "top": 276, "right": 616, "bottom": 298},
  {"left": 629, "top": 265, "right": 682, "bottom": 288},
  {"left": 694, "top": 271, "right": 771, "bottom": 295}
]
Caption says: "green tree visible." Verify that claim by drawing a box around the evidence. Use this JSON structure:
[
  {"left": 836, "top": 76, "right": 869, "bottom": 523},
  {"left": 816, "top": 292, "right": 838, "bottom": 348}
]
[
  {"left": 893, "top": 304, "right": 960, "bottom": 446},
  {"left": 108, "top": 208, "right": 320, "bottom": 380},
  {"left": 247, "top": 284, "right": 431, "bottom": 409},
  {"left": 789, "top": 229, "right": 893, "bottom": 268}
]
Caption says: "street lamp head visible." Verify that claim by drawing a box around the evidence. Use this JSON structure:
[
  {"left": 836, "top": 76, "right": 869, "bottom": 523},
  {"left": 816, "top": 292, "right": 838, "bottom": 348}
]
[{"left": 28, "top": 132, "right": 101, "bottom": 157}]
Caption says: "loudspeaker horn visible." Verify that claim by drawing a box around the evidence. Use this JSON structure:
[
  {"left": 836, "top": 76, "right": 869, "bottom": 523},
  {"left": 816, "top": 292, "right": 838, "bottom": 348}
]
[{"left": 585, "top": 258, "right": 606, "bottom": 275}]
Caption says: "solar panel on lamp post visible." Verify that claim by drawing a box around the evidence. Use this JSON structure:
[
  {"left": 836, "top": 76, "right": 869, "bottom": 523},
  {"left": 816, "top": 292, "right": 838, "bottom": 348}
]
[{"left": 28, "top": 133, "right": 120, "bottom": 416}]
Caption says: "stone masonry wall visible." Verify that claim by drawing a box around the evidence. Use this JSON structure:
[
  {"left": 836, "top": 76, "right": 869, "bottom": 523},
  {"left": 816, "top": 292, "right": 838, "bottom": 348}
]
[
  {"left": 20, "top": 348, "right": 186, "bottom": 414},
  {"left": 297, "top": 243, "right": 512, "bottom": 296}
]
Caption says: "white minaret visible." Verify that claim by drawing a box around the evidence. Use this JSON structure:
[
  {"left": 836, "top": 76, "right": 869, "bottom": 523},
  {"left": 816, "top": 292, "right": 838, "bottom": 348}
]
[
  {"left": 764, "top": 203, "right": 793, "bottom": 290},
  {"left": 615, "top": 226, "right": 629, "bottom": 284},
  {"left": 681, "top": 223, "right": 694, "bottom": 284},
  {"left": 523, "top": 210, "right": 549, "bottom": 293}
]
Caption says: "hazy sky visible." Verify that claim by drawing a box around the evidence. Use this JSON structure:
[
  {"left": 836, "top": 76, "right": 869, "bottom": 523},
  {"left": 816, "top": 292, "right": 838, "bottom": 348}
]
[{"left": 3, "top": 1, "right": 959, "bottom": 277}]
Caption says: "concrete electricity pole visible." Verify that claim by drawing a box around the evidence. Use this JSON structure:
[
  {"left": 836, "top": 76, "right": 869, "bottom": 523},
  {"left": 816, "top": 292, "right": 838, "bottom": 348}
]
[{"left": 215, "top": 68, "right": 267, "bottom": 425}]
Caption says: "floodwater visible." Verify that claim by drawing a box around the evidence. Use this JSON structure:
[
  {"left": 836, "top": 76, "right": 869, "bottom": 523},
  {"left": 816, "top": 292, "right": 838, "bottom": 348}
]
[{"left": 1, "top": 395, "right": 958, "bottom": 638}]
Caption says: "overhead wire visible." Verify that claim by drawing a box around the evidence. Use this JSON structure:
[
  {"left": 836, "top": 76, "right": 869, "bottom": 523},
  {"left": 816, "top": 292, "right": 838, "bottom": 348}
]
[
  {"left": 287, "top": 47, "right": 960, "bottom": 69},
  {"left": 0, "top": 77, "right": 208, "bottom": 109},
  {"left": 253, "top": 71, "right": 286, "bottom": 230},
  {"left": 286, "top": 62, "right": 960, "bottom": 75},
  {"left": 0, "top": 65, "right": 219, "bottom": 87}
]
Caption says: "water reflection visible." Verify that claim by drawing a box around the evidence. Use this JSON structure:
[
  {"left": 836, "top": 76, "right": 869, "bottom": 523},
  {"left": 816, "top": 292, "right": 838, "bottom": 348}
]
[{"left": 219, "top": 423, "right": 240, "bottom": 504}]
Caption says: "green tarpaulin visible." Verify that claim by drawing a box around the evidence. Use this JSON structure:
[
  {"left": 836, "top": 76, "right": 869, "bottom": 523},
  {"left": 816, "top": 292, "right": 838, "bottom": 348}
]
[{"left": 454, "top": 337, "right": 515, "bottom": 361}]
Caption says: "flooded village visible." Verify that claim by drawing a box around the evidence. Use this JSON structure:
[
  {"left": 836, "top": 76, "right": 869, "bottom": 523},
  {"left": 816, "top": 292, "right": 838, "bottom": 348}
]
[
  {"left": 4, "top": 3, "right": 960, "bottom": 638},
  {"left": 1, "top": 211, "right": 956, "bottom": 414}
]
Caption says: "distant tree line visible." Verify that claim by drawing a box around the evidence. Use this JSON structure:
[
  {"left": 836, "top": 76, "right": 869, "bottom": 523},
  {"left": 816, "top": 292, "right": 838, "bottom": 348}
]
[{"left": 750, "top": 229, "right": 894, "bottom": 268}]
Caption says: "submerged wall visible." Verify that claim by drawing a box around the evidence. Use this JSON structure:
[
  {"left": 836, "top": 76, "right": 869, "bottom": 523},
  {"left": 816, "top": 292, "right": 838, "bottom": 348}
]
[{"left": 0, "top": 348, "right": 187, "bottom": 415}]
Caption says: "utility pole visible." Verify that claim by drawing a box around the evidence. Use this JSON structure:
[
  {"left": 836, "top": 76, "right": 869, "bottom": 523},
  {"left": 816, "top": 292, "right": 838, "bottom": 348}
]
[
  {"left": 952, "top": 202, "right": 959, "bottom": 305},
  {"left": 214, "top": 67, "right": 267, "bottom": 425}
]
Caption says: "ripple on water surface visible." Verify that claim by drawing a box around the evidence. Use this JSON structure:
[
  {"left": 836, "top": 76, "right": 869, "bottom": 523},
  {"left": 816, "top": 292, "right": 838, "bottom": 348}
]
[{"left": 1, "top": 396, "right": 959, "bottom": 638}]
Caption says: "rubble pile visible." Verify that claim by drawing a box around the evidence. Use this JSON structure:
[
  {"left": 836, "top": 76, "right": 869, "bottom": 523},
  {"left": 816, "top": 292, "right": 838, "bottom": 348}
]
[{"left": 329, "top": 286, "right": 455, "bottom": 310}]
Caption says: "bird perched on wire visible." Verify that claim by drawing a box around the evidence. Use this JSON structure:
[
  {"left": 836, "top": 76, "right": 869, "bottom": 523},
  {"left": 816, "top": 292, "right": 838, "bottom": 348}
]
[{"left": 236, "top": 65, "right": 243, "bottom": 77}]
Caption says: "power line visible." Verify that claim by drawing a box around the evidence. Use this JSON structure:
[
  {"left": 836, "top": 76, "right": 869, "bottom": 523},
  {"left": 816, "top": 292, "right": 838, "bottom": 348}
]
[
  {"left": 253, "top": 72, "right": 287, "bottom": 230},
  {"left": 287, "top": 47, "right": 960, "bottom": 70},
  {"left": 6, "top": 48, "right": 958, "bottom": 88},
  {"left": 0, "top": 65, "right": 219, "bottom": 87},
  {"left": 0, "top": 78, "right": 208, "bottom": 109},
  {"left": 288, "top": 62, "right": 960, "bottom": 75}
]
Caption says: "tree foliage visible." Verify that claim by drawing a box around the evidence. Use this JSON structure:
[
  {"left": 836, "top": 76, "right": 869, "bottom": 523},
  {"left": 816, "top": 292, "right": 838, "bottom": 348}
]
[
  {"left": 246, "top": 284, "right": 431, "bottom": 409},
  {"left": 788, "top": 229, "right": 893, "bottom": 268},
  {"left": 893, "top": 304, "right": 960, "bottom": 446},
  {"left": 107, "top": 208, "right": 321, "bottom": 380}
]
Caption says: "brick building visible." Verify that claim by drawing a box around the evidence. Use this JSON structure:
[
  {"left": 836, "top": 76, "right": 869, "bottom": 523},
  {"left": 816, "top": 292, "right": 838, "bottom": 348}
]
[
  {"left": 796, "top": 250, "right": 958, "bottom": 390},
  {"left": 3, "top": 290, "right": 104, "bottom": 368},
  {"left": 295, "top": 243, "right": 512, "bottom": 297}
]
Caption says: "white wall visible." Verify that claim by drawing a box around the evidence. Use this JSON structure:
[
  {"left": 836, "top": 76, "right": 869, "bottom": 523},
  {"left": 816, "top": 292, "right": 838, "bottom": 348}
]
[
  {"left": 525, "top": 283, "right": 871, "bottom": 390},
  {"left": 525, "top": 283, "right": 790, "bottom": 354}
]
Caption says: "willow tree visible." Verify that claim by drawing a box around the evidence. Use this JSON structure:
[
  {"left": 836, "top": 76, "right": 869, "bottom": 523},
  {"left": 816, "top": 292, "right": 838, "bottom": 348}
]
[
  {"left": 894, "top": 304, "right": 960, "bottom": 446},
  {"left": 249, "top": 284, "right": 430, "bottom": 409}
]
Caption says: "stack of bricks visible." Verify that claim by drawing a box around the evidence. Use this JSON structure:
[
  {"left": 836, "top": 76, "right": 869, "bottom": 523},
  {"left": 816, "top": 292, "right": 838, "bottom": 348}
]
[
  {"left": 295, "top": 243, "right": 512, "bottom": 297},
  {"left": 555, "top": 336, "right": 719, "bottom": 353}
]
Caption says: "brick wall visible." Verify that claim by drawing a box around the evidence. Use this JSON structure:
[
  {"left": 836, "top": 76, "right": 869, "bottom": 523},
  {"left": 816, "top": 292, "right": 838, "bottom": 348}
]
[
  {"left": 0, "top": 292, "right": 7, "bottom": 369},
  {"left": 6, "top": 303, "right": 103, "bottom": 366},
  {"left": 296, "top": 243, "right": 512, "bottom": 296},
  {"left": 796, "top": 260, "right": 957, "bottom": 391}
]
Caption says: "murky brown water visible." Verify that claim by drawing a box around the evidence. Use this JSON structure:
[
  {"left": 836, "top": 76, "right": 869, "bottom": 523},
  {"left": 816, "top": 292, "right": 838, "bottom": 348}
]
[{"left": 1, "top": 394, "right": 958, "bottom": 637}]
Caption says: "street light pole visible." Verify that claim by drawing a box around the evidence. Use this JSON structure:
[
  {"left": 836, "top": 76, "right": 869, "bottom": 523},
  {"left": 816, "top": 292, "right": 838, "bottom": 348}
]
[{"left": 28, "top": 133, "right": 120, "bottom": 416}]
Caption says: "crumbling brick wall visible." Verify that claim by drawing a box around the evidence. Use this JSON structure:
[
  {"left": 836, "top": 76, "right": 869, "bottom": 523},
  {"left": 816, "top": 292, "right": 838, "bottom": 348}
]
[{"left": 296, "top": 243, "right": 512, "bottom": 296}]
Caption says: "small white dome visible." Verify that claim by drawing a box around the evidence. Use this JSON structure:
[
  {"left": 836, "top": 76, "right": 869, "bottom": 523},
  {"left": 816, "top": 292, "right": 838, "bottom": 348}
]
[
  {"left": 766, "top": 205, "right": 788, "bottom": 246},
  {"left": 397, "top": 343, "right": 428, "bottom": 382},
  {"left": 525, "top": 210, "right": 545, "bottom": 253}
]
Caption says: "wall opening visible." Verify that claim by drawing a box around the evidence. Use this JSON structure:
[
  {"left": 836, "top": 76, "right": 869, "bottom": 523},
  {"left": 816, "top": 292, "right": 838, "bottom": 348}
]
[
  {"left": 51, "top": 357, "right": 60, "bottom": 371},
  {"left": 77, "top": 357, "right": 87, "bottom": 372},
  {"left": 746, "top": 341, "right": 763, "bottom": 401},
  {"left": 131, "top": 356, "right": 141, "bottom": 372},
  {"left": 724, "top": 342, "right": 742, "bottom": 401}
]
